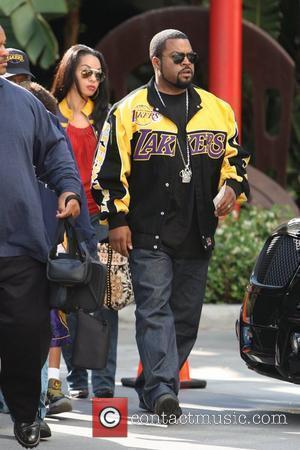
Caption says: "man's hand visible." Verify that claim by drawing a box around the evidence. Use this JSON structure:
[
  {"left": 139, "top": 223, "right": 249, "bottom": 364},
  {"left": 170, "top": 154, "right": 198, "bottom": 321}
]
[
  {"left": 56, "top": 192, "right": 81, "bottom": 219},
  {"left": 215, "top": 185, "right": 236, "bottom": 217},
  {"left": 109, "top": 226, "right": 133, "bottom": 257}
]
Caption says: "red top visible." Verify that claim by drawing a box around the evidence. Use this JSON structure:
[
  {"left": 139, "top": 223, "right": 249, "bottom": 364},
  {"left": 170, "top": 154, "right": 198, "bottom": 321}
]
[{"left": 66, "top": 123, "right": 99, "bottom": 215}]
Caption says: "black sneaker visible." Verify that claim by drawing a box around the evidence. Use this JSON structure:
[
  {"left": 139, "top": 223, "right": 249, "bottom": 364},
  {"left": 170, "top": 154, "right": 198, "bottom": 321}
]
[
  {"left": 93, "top": 390, "right": 114, "bottom": 398},
  {"left": 69, "top": 388, "right": 89, "bottom": 399},
  {"left": 154, "top": 394, "right": 182, "bottom": 423}
]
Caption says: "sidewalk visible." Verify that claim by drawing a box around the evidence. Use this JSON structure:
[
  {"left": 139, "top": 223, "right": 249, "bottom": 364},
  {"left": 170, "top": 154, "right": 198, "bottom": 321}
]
[{"left": 3, "top": 302, "right": 300, "bottom": 450}]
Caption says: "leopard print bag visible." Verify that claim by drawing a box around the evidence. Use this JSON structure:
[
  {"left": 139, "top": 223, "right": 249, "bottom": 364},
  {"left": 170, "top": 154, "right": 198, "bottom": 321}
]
[{"left": 98, "top": 243, "right": 134, "bottom": 310}]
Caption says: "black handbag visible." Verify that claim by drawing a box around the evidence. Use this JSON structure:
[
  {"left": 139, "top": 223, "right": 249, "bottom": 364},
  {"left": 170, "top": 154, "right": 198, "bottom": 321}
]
[
  {"left": 47, "top": 218, "right": 107, "bottom": 313},
  {"left": 71, "top": 309, "right": 110, "bottom": 370}
]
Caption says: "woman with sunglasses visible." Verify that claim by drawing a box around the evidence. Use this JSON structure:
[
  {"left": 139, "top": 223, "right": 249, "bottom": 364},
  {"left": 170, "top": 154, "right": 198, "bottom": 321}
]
[{"left": 52, "top": 44, "right": 118, "bottom": 400}]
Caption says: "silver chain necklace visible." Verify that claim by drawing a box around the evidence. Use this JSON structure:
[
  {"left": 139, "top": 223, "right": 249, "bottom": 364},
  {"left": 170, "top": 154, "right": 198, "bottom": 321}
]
[{"left": 154, "top": 83, "right": 192, "bottom": 183}]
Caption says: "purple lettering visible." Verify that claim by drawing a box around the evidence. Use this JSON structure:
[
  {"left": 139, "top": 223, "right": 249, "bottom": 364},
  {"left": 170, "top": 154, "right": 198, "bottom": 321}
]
[
  {"left": 208, "top": 133, "right": 226, "bottom": 159},
  {"left": 189, "top": 132, "right": 213, "bottom": 155},
  {"left": 189, "top": 132, "right": 206, "bottom": 155},
  {"left": 188, "top": 131, "right": 226, "bottom": 159},
  {"left": 141, "top": 133, "right": 158, "bottom": 155},
  {"left": 156, "top": 134, "right": 176, "bottom": 156},
  {"left": 133, "top": 129, "right": 152, "bottom": 160},
  {"left": 134, "top": 130, "right": 226, "bottom": 162},
  {"left": 133, "top": 131, "right": 176, "bottom": 161}
]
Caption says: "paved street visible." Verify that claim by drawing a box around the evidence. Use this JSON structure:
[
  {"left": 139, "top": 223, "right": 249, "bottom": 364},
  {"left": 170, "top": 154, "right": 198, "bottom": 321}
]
[{"left": 1, "top": 304, "right": 300, "bottom": 449}]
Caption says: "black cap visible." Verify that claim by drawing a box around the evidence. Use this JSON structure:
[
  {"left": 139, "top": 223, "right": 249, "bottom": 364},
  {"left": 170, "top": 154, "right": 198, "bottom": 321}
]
[{"left": 3, "top": 48, "right": 35, "bottom": 79}]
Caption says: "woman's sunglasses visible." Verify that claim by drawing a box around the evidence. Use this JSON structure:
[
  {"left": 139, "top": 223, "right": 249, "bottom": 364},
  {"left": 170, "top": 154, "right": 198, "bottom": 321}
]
[
  {"left": 80, "top": 68, "right": 105, "bottom": 82},
  {"left": 167, "top": 51, "right": 199, "bottom": 65}
]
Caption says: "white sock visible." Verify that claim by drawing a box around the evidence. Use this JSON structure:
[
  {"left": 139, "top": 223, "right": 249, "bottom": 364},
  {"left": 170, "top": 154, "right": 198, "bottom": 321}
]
[{"left": 48, "top": 368, "right": 60, "bottom": 380}]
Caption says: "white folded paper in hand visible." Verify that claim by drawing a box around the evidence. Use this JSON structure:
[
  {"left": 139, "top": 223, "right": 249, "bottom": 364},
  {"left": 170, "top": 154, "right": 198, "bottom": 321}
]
[{"left": 213, "top": 183, "right": 226, "bottom": 209}]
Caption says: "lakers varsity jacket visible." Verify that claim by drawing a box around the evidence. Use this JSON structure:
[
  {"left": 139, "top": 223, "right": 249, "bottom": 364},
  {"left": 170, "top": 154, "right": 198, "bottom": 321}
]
[{"left": 91, "top": 78, "right": 250, "bottom": 252}]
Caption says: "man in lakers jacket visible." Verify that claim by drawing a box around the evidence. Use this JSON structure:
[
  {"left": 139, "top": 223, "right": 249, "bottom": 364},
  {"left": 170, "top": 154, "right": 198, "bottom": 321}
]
[{"left": 92, "top": 29, "right": 250, "bottom": 421}]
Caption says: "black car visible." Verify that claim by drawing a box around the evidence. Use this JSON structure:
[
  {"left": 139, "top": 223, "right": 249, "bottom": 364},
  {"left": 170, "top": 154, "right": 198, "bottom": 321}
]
[{"left": 236, "top": 218, "right": 300, "bottom": 383}]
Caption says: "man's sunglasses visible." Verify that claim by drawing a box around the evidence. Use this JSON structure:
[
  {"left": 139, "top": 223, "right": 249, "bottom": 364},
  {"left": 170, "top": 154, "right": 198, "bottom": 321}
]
[
  {"left": 165, "top": 51, "right": 199, "bottom": 65},
  {"left": 80, "top": 68, "right": 105, "bottom": 82}
]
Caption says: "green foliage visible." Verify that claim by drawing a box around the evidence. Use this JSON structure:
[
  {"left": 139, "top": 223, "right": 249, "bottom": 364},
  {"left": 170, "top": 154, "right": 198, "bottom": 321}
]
[
  {"left": 0, "top": 0, "right": 67, "bottom": 69},
  {"left": 31, "top": 0, "right": 67, "bottom": 16},
  {"left": 206, "top": 204, "right": 294, "bottom": 304},
  {"left": 243, "top": 0, "right": 282, "bottom": 39}
]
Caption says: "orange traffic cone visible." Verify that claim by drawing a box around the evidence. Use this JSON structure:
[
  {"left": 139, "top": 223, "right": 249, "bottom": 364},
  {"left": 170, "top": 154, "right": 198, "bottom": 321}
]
[
  {"left": 179, "top": 360, "right": 206, "bottom": 389},
  {"left": 121, "top": 359, "right": 206, "bottom": 389}
]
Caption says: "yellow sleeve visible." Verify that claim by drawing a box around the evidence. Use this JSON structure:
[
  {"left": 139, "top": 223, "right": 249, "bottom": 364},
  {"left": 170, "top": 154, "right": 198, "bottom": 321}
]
[
  {"left": 91, "top": 105, "right": 132, "bottom": 228},
  {"left": 219, "top": 106, "right": 251, "bottom": 204}
]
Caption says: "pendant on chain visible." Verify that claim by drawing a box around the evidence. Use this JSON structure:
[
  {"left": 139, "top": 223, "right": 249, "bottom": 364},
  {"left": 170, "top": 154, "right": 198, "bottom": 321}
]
[{"left": 180, "top": 167, "right": 192, "bottom": 183}]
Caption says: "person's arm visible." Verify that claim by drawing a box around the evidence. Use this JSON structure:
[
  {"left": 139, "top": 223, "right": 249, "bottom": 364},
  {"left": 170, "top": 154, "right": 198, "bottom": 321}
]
[
  {"left": 215, "top": 105, "right": 251, "bottom": 217},
  {"left": 32, "top": 101, "right": 82, "bottom": 218},
  {"left": 91, "top": 106, "right": 132, "bottom": 256},
  {"left": 56, "top": 192, "right": 81, "bottom": 219}
]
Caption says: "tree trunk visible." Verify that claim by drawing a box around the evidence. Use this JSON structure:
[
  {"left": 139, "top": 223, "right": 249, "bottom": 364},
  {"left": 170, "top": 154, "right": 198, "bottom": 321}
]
[{"left": 63, "top": 5, "right": 80, "bottom": 50}]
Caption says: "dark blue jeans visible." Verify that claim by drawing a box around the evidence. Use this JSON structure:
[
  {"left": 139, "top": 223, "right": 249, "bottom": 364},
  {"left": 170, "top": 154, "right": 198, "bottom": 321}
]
[{"left": 129, "top": 248, "right": 209, "bottom": 411}]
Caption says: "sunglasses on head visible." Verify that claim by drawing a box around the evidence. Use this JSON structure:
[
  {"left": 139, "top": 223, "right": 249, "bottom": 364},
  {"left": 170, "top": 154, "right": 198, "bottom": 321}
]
[
  {"left": 80, "top": 68, "right": 105, "bottom": 82},
  {"left": 167, "top": 51, "right": 198, "bottom": 65}
]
